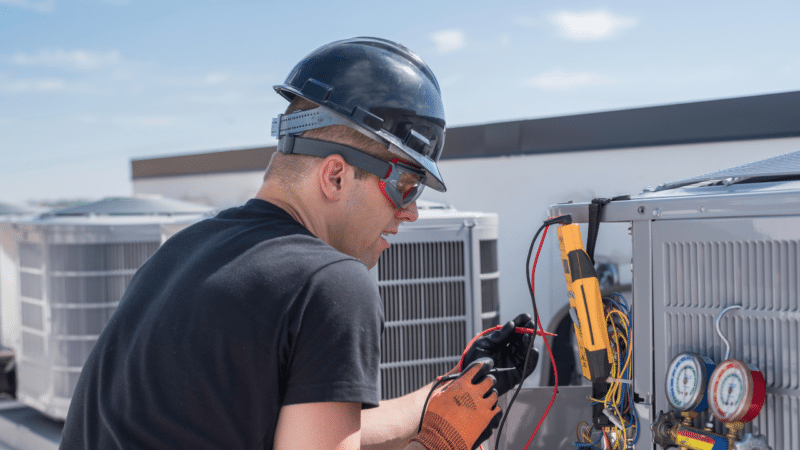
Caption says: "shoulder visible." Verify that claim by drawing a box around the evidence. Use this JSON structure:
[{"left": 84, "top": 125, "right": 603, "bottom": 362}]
[
  {"left": 261, "top": 234, "right": 371, "bottom": 281},
  {"left": 299, "top": 245, "right": 381, "bottom": 316}
]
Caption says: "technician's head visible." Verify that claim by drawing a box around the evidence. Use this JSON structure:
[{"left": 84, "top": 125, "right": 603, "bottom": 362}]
[{"left": 267, "top": 37, "right": 447, "bottom": 267}]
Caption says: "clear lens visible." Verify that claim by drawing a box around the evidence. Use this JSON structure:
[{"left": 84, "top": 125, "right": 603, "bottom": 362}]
[
  {"left": 383, "top": 160, "right": 425, "bottom": 208},
  {"left": 397, "top": 171, "right": 421, "bottom": 198}
]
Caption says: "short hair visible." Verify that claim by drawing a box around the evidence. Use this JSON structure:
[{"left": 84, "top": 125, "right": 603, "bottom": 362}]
[{"left": 264, "top": 97, "right": 396, "bottom": 182}]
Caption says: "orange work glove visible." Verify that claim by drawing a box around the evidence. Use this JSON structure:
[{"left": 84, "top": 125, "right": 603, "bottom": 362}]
[{"left": 411, "top": 358, "right": 502, "bottom": 450}]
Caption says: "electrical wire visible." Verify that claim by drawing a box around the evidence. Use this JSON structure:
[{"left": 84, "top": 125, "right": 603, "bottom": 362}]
[
  {"left": 519, "top": 223, "right": 560, "bottom": 450},
  {"left": 589, "top": 292, "right": 638, "bottom": 449},
  {"left": 486, "top": 220, "right": 548, "bottom": 449},
  {"left": 571, "top": 291, "right": 637, "bottom": 450},
  {"left": 437, "top": 216, "right": 642, "bottom": 450},
  {"left": 491, "top": 218, "right": 567, "bottom": 450}
]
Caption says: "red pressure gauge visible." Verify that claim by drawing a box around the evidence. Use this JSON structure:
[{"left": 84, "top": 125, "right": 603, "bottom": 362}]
[{"left": 707, "top": 359, "right": 766, "bottom": 423}]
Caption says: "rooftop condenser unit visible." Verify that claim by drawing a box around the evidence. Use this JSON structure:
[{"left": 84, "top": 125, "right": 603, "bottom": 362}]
[
  {"left": 537, "top": 150, "right": 800, "bottom": 449},
  {"left": 377, "top": 202, "right": 499, "bottom": 400},
  {"left": 12, "top": 197, "right": 211, "bottom": 420}
]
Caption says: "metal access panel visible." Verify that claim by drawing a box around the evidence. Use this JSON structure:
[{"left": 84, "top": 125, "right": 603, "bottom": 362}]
[
  {"left": 547, "top": 173, "right": 800, "bottom": 449},
  {"left": 490, "top": 386, "right": 593, "bottom": 450},
  {"left": 651, "top": 216, "right": 800, "bottom": 449},
  {"left": 376, "top": 208, "right": 499, "bottom": 400}
]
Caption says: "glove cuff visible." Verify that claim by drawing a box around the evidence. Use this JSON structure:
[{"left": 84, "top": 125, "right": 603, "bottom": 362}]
[{"left": 411, "top": 411, "right": 468, "bottom": 450}]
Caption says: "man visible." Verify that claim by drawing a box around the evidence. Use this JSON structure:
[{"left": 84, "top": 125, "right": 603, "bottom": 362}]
[{"left": 60, "top": 37, "right": 536, "bottom": 450}]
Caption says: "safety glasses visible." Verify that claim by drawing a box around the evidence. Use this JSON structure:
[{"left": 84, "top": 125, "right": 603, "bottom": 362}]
[
  {"left": 379, "top": 159, "right": 426, "bottom": 209},
  {"left": 275, "top": 135, "right": 425, "bottom": 209}
]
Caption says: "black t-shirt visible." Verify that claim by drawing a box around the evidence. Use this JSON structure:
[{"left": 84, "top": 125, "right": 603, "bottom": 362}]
[{"left": 60, "top": 199, "right": 384, "bottom": 449}]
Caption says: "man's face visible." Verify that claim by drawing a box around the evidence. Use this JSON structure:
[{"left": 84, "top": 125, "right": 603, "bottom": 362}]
[{"left": 340, "top": 167, "right": 419, "bottom": 269}]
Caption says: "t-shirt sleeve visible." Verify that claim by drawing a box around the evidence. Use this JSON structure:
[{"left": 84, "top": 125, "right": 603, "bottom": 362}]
[{"left": 282, "top": 258, "right": 384, "bottom": 409}]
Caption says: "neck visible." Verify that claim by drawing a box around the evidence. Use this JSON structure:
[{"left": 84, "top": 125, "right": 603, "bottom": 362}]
[{"left": 255, "top": 180, "right": 330, "bottom": 243}]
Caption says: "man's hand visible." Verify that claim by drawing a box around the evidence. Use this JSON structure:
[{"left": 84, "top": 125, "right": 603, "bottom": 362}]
[
  {"left": 411, "top": 358, "right": 502, "bottom": 450},
  {"left": 461, "top": 313, "right": 539, "bottom": 396}
]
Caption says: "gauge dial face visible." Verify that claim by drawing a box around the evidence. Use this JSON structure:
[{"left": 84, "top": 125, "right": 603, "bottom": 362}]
[
  {"left": 666, "top": 352, "right": 705, "bottom": 411},
  {"left": 709, "top": 360, "right": 752, "bottom": 422}
]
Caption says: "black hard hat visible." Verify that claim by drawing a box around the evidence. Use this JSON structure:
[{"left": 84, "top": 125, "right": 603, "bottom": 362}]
[{"left": 274, "top": 37, "right": 447, "bottom": 192}]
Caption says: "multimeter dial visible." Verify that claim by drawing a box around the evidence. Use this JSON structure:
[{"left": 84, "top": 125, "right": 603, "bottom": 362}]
[
  {"left": 708, "top": 359, "right": 766, "bottom": 423},
  {"left": 665, "top": 352, "right": 713, "bottom": 411}
]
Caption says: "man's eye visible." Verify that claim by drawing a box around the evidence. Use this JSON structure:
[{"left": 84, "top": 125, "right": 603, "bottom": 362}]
[{"left": 397, "top": 173, "right": 420, "bottom": 194}]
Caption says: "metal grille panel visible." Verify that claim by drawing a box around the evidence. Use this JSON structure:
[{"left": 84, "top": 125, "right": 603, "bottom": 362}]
[
  {"left": 378, "top": 242, "right": 465, "bottom": 280},
  {"left": 51, "top": 307, "right": 117, "bottom": 335},
  {"left": 48, "top": 242, "right": 158, "bottom": 271},
  {"left": 380, "top": 282, "right": 466, "bottom": 322},
  {"left": 21, "top": 302, "right": 43, "bottom": 330},
  {"left": 21, "top": 331, "right": 44, "bottom": 359},
  {"left": 376, "top": 224, "right": 498, "bottom": 400},
  {"left": 381, "top": 321, "right": 466, "bottom": 364},
  {"left": 20, "top": 272, "right": 42, "bottom": 299},
  {"left": 380, "top": 361, "right": 454, "bottom": 400},
  {"left": 49, "top": 274, "right": 134, "bottom": 304},
  {"left": 17, "top": 238, "right": 161, "bottom": 419},
  {"left": 664, "top": 240, "right": 800, "bottom": 310},
  {"left": 480, "top": 240, "right": 498, "bottom": 274},
  {"left": 482, "top": 317, "right": 500, "bottom": 331},
  {"left": 480, "top": 239, "right": 500, "bottom": 329},
  {"left": 18, "top": 242, "right": 42, "bottom": 268},
  {"left": 658, "top": 235, "right": 800, "bottom": 450},
  {"left": 481, "top": 278, "right": 499, "bottom": 313}
]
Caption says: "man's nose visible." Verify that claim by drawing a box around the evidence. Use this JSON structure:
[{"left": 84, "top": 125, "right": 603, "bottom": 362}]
[{"left": 396, "top": 201, "right": 418, "bottom": 222}]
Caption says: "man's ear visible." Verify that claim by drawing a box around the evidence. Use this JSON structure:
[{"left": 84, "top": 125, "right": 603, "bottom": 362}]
[{"left": 318, "top": 154, "right": 349, "bottom": 201}]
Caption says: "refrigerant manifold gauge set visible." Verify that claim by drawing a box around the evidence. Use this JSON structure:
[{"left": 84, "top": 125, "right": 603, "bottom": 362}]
[{"left": 652, "top": 352, "right": 769, "bottom": 450}]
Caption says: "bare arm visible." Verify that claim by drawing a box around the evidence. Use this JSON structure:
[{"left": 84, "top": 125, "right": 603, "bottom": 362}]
[
  {"left": 274, "top": 359, "right": 495, "bottom": 450},
  {"left": 273, "top": 400, "right": 437, "bottom": 450},
  {"left": 274, "top": 402, "right": 362, "bottom": 450},
  {"left": 360, "top": 381, "right": 437, "bottom": 450}
]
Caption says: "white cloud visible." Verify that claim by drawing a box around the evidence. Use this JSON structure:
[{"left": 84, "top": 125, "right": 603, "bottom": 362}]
[
  {"left": 10, "top": 49, "right": 122, "bottom": 71},
  {"left": 526, "top": 70, "right": 617, "bottom": 90},
  {"left": 430, "top": 29, "right": 465, "bottom": 54},
  {"left": 550, "top": 10, "right": 637, "bottom": 41},
  {"left": 0, "top": 0, "right": 54, "bottom": 13}
]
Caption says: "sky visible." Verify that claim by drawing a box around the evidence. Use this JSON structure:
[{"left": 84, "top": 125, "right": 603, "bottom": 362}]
[{"left": 1, "top": 0, "right": 798, "bottom": 205}]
